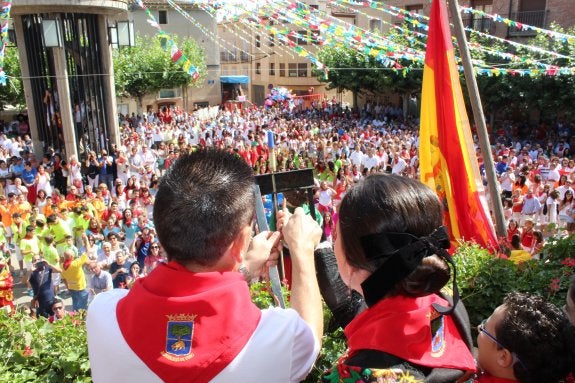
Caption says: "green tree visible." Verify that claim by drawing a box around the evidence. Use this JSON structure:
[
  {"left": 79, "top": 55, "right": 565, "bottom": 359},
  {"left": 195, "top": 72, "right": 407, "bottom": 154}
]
[
  {"left": 170, "top": 324, "right": 191, "bottom": 339},
  {"left": 0, "top": 46, "right": 25, "bottom": 111},
  {"left": 314, "top": 24, "right": 424, "bottom": 111},
  {"left": 113, "top": 35, "right": 206, "bottom": 113}
]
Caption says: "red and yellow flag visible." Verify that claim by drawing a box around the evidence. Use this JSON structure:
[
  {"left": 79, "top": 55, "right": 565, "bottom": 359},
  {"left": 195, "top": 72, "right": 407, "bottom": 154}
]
[{"left": 419, "top": 0, "right": 497, "bottom": 248}]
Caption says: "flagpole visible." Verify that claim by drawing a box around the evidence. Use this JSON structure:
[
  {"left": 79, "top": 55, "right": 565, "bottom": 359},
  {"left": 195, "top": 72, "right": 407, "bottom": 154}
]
[{"left": 446, "top": 0, "right": 507, "bottom": 238}]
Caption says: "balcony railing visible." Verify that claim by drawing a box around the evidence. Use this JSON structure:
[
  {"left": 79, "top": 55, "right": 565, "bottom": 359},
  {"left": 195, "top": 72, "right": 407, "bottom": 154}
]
[
  {"left": 508, "top": 10, "right": 548, "bottom": 36},
  {"left": 462, "top": 17, "right": 494, "bottom": 33}
]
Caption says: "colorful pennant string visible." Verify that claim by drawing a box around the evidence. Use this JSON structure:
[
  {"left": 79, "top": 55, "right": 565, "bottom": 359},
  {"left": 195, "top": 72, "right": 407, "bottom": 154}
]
[{"left": 136, "top": 0, "right": 200, "bottom": 79}]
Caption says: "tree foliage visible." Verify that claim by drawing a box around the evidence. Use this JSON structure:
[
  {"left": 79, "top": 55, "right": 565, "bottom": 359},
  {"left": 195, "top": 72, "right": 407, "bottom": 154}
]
[
  {"left": 113, "top": 35, "right": 206, "bottom": 112},
  {"left": 314, "top": 21, "right": 575, "bottom": 123},
  {"left": 0, "top": 46, "right": 25, "bottom": 111}
]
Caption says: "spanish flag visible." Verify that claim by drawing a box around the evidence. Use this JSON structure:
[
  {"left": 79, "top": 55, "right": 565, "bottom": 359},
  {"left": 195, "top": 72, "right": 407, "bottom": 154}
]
[{"left": 419, "top": 0, "right": 497, "bottom": 248}]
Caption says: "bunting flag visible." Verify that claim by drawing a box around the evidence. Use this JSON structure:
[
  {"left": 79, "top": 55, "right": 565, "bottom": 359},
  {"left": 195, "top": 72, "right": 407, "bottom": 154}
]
[
  {"left": 136, "top": 0, "right": 200, "bottom": 79},
  {"left": 419, "top": 0, "right": 497, "bottom": 249}
]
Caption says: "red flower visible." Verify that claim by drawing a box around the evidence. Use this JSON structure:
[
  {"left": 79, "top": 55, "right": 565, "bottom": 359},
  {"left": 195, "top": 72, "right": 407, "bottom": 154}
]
[
  {"left": 561, "top": 258, "right": 575, "bottom": 268},
  {"left": 549, "top": 278, "right": 561, "bottom": 292},
  {"left": 22, "top": 346, "right": 33, "bottom": 357}
]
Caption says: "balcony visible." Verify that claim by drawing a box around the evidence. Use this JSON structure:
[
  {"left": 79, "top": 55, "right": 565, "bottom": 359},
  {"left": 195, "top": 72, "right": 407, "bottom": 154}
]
[
  {"left": 508, "top": 10, "right": 548, "bottom": 37},
  {"left": 462, "top": 17, "right": 494, "bottom": 33}
]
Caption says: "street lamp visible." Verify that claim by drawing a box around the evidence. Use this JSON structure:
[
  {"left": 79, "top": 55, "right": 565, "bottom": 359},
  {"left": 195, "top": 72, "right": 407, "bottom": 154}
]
[
  {"left": 41, "top": 19, "right": 62, "bottom": 48},
  {"left": 116, "top": 21, "right": 135, "bottom": 47},
  {"left": 108, "top": 25, "right": 118, "bottom": 49}
]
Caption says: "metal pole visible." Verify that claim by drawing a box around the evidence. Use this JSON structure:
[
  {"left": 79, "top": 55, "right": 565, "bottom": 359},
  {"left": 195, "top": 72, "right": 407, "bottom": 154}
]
[{"left": 446, "top": 0, "right": 507, "bottom": 238}]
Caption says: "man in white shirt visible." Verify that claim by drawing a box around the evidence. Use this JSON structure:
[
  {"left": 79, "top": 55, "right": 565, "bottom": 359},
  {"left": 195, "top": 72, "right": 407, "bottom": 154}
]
[
  {"left": 87, "top": 150, "right": 323, "bottom": 383},
  {"left": 349, "top": 147, "right": 364, "bottom": 168},
  {"left": 361, "top": 148, "right": 379, "bottom": 172},
  {"left": 88, "top": 261, "right": 112, "bottom": 297},
  {"left": 391, "top": 155, "right": 408, "bottom": 175}
]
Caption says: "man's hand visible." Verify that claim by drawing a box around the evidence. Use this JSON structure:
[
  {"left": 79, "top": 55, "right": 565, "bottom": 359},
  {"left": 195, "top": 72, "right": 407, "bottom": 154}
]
[
  {"left": 280, "top": 206, "right": 322, "bottom": 256},
  {"left": 243, "top": 230, "right": 281, "bottom": 279}
]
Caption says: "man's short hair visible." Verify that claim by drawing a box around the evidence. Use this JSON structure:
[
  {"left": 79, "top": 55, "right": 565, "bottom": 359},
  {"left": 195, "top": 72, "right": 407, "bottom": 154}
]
[{"left": 153, "top": 149, "right": 255, "bottom": 267}]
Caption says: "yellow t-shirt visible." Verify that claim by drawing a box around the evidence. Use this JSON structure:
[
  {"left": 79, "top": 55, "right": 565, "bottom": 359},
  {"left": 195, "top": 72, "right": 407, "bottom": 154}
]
[
  {"left": 41, "top": 244, "right": 60, "bottom": 265},
  {"left": 19, "top": 236, "right": 40, "bottom": 262},
  {"left": 49, "top": 221, "right": 72, "bottom": 244},
  {"left": 61, "top": 253, "right": 88, "bottom": 291},
  {"left": 509, "top": 249, "right": 532, "bottom": 265}
]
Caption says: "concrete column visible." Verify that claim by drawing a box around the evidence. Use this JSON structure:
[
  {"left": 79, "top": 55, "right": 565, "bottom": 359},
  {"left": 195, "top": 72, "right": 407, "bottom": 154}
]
[
  {"left": 13, "top": 16, "right": 43, "bottom": 156},
  {"left": 51, "top": 23, "right": 78, "bottom": 159},
  {"left": 97, "top": 14, "right": 120, "bottom": 149}
]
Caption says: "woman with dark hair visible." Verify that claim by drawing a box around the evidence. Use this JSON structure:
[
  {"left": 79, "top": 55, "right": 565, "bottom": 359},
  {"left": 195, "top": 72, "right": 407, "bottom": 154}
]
[
  {"left": 321, "top": 174, "right": 475, "bottom": 382},
  {"left": 512, "top": 174, "right": 528, "bottom": 195}
]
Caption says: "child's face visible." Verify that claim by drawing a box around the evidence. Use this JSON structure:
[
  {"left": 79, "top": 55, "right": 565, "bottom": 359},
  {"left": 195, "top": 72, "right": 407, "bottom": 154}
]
[{"left": 476, "top": 304, "right": 508, "bottom": 375}]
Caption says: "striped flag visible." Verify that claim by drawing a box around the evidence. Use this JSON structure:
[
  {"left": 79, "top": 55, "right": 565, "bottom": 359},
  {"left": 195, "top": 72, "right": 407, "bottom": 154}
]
[{"left": 419, "top": 0, "right": 497, "bottom": 248}]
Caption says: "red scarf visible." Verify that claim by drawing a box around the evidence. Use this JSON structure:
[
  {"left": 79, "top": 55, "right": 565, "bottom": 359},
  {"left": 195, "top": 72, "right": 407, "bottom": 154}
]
[
  {"left": 117, "top": 262, "right": 261, "bottom": 382},
  {"left": 63, "top": 259, "right": 73, "bottom": 270},
  {"left": 345, "top": 294, "right": 476, "bottom": 372}
]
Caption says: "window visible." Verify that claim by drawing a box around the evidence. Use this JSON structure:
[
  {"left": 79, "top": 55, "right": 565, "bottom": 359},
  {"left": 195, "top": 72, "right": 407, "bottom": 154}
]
[
  {"left": 268, "top": 34, "right": 275, "bottom": 47},
  {"left": 298, "top": 63, "right": 307, "bottom": 77},
  {"left": 158, "top": 10, "right": 168, "bottom": 25},
  {"left": 220, "top": 49, "right": 237, "bottom": 62},
  {"left": 405, "top": 5, "right": 423, "bottom": 30},
  {"left": 158, "top": 88, "right": 182, "bottom": 99},
  {"left": 405, "top": 4, "right": 424, "bottom": 14},
  {"left": 256, "top": 35, "right": 261, "bottom": 48},
  {"left": 288, "top": 30, "right": 308, "bottom": 46},
  {"left": 256, "top": 63, "right": 261, "bottom": 74},
  {"left": 279, "top": 63, "right": 286, "bottom": 77},
  {"left": 269, "top": 63, "right": 275, "bottom": 75},
  {"left": 466, "top": 0, "right": 493, "bottom": 32},
  {"left": 288, "top": 63, "right": 298, "bottom": 77},
  {"left": 297, "top": 30, "right": 308, "bottom": 45},
  {"left": 370, "top": 19, "right": 383, "bottom": 33}
]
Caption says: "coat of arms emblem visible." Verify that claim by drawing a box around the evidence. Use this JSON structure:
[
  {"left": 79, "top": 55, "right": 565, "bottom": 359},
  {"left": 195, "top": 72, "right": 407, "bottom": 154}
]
[{"left": 161, "top": 314, "right": 196, "bottom": 362}]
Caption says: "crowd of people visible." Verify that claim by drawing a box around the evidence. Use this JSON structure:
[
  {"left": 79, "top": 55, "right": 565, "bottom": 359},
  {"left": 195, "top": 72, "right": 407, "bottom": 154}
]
[{"left": 0, "top": 101, "right": 573, "bottom": 382}]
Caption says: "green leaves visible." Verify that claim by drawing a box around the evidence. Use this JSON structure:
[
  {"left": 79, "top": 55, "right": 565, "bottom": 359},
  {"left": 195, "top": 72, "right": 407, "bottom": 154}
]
[
  {"left": 0, "top": 311, "right": 90, "bottom": 382},
  {"left": 113, "top": 34, "right": 206, "bottom": 110},
  {"left": 0, "top": 46, "right": 25, "bottom": 110},
  {"left": 454, "top": 237, "right": 575, "bottom": 332}
]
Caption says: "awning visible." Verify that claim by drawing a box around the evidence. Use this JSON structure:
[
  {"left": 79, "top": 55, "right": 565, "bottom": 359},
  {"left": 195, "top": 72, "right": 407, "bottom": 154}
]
[{"left": 220, "top": 75, "right": 249, "bottom": 84}]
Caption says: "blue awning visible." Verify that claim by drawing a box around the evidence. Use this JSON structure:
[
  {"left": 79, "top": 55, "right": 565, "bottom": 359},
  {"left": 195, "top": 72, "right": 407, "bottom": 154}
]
[{"left": 220, "top": 75, "right": 249, "bottom": 84}]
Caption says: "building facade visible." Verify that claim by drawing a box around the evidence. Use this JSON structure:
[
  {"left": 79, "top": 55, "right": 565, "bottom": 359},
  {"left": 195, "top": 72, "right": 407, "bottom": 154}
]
[
  {"left": 219, "top": 0, "right": 575, "bottom": 108},
  {"left": 125, "top": 1, "right": 221, "bottom": 114}
]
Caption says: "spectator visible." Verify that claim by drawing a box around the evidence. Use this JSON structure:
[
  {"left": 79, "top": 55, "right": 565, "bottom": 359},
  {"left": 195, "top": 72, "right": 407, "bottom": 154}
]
[
  {"left": 320, "top": 174, "right": 475, "bottom": 381},
  {"left": 87, "top": 261, "right": 112, "bottom": 298},
  {"left": 0, "top": 255, "right": 14, "bottom": 312},
  {"left": 508, "top": 235, "right": 531, "bottom": 265},
  {"left": 29, "top": 255, "right": 61, "bottom": 318},
  {"left": 87, "top": 149, "right": 323, "bottom": 382},
  {"left": 474, "top": 292, "right": 575, "bottom": 383},
  {"left": 60, "top": 235, "right": 92, "bottom": 311}
]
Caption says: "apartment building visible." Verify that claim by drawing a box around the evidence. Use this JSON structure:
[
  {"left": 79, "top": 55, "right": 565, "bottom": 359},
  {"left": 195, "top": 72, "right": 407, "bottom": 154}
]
[
  {"left": 125, "top": 1, "right": 574, "bottom": 112},
  {"left": 219, "top": 0, "right": 574, "bottom": 107},
  {"left": 126, "top": 1, "right": 221, "bottom": 113}
]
